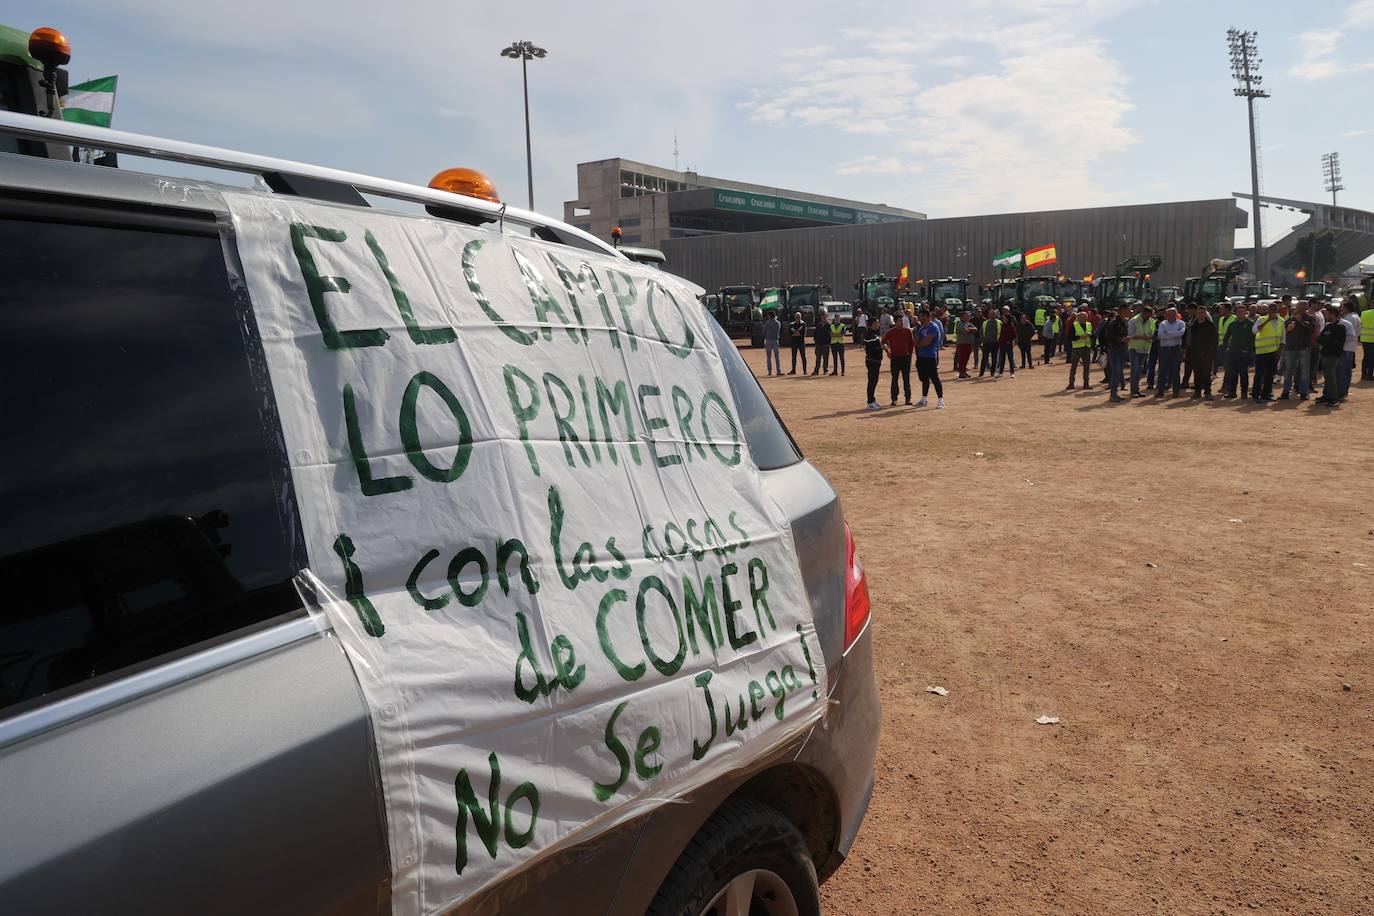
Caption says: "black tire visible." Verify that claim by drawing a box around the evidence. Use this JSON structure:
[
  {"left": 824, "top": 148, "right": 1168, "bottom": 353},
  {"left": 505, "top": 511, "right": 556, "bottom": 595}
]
[{"left": 646, "top": 798, "right": 820, "bottom": 916}]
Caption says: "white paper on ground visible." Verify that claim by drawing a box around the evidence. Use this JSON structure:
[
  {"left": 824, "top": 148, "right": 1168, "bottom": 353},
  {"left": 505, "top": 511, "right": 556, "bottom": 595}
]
[{"left": 223, "top": 193, "right": 829, "bottom": 915}]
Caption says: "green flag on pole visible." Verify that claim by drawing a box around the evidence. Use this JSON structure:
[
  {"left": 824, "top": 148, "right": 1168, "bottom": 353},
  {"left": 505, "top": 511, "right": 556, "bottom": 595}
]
[
  {"left": 993, "top": 248, "right": 1023, "bottom": 270},
  {"left": 63, "top": 76, "right": 118, "bottom": 127},
  {"left": 760, "top": 289, "right": 781, "bottom": 311}
]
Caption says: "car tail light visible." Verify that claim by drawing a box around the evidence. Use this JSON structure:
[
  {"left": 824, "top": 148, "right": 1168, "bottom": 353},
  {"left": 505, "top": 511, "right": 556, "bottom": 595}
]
[{"left": 843, "top": 522, "right": 871, "bottom": 650}]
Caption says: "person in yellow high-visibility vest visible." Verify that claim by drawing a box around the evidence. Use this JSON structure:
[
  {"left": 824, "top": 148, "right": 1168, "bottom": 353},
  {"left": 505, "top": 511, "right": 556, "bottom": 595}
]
[
  {"left": 1251, "top": 300, "right": 1285, "bottom": 401},
  {"left": 828, "top": 317, "right": 847, "bottom": 376},
  {"left": 1360, "top": 298, "right": 1374, "bottom": 381},
  {"left": 1066, "top": 310, "right": 1095, "bottom": 389},
  {"left": 1128, "top": 304, "right": 1156, "bottom": 397}
]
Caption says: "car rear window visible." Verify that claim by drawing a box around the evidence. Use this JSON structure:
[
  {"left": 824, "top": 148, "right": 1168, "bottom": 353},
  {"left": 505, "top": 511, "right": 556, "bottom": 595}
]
[
  {"left": 0, "top": 213, "right": 302, "bottom": 715},
  {"left": 707, "top": 318, "right": 802, "bottom": 471}
]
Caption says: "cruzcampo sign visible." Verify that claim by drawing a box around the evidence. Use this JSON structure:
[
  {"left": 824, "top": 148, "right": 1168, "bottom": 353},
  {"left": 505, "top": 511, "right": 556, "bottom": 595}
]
[{"left": 712, "top": 189, "right": 906, "bottom": 226}]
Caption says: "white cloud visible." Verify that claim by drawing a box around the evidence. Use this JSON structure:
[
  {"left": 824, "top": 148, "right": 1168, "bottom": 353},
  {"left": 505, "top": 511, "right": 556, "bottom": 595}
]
[
  {"left": 836, "top": 156, "right": 925, "bottom": 176},
  {"left": 1291, "top": 5, "right": 1374, "bottom": 79},
  {"left": 1344, "top": 0, "right": 1374, "bottom": 27},
  {"left": 740, "top": 53, "right": 922, "bottom": 134},
  {"left": 740, "top": 7, "right": 1142, "bottom": 214}
]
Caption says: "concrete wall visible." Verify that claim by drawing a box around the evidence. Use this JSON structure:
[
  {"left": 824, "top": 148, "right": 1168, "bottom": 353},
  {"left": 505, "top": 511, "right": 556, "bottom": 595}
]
[{"left": 661, "top": 199, "right": 1247, "bottom": 293}]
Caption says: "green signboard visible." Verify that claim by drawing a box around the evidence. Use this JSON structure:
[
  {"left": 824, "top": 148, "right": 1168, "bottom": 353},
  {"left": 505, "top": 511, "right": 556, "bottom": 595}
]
[{"left": 711, "top": 189, "right": 907, "bottom": 226}]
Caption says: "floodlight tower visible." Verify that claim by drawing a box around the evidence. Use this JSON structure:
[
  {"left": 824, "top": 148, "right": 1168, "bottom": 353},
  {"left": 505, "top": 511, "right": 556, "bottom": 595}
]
[
  {"left": 1227, "top": 28, "right": 1269, "bottom": 282},
  {"left": 500, "top": 40, "right": 548, "bottom": 210},
  {"left": 1321, "top": 152, "right": 1344, "bottom": 207}
]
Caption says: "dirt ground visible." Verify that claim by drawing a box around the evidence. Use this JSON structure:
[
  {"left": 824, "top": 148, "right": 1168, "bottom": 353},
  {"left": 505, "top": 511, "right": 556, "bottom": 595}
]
[{"left": 739, "top": 341, "right": 1374, "bottom": 915}]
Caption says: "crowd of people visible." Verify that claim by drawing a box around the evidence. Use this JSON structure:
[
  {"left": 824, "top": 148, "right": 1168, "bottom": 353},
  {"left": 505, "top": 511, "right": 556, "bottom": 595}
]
[{"left": 756, "top": 291, "right": 1374, "bottom": 410}]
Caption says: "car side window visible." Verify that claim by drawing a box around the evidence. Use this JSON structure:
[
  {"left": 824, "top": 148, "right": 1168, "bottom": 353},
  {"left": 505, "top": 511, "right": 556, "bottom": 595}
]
[
  {"left": 707, "top": 318, "right": 802, "bottom": 471},
  {"left": 0, "top": 213, "right": 302, "bottom": 715}
]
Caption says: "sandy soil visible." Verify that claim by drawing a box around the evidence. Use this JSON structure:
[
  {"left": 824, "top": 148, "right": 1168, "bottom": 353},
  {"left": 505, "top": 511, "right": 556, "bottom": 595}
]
[{"left": 741, "top": 342, "right": 1374, "bottom": 915}]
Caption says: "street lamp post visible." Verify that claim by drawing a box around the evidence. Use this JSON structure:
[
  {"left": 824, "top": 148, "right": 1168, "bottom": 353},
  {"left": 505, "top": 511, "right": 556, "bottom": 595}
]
[
  {"left": 500, "top": 40, "right": 547, "bottom": 211},
  {"left": 1227, "top": 29, "right": 1269, "bottom": 283}
]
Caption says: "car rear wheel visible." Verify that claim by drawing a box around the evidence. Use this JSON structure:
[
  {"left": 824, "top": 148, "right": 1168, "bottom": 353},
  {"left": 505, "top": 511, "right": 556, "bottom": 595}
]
[{"left": 646, "top": 798, "right": 820, "bottom": 916}]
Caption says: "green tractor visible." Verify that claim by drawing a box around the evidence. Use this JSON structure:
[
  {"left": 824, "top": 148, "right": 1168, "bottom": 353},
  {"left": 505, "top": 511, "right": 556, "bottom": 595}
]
[
  {"left": 1298, "top": 279, "right": 1330, "bottom": 300},
  {"left": 853, "top": 273, "right": 898, "bottom": 322},
  {"left": 1092, "top": 255, "right": 1161, "bottom": 312},
  {"left": 925, "top": 276, "right": 970, "bottom": 314},
  {"left": 987, "top": 278, "right": 1018, "bottom": 312},
  {"left": 717, "top": 285, "right": 762, "bottom": 343},
  {"left": 1148, "top": 285, "right": 1182, "bottom": 306},
  {"left": 1056, "top": 278, "right": 1088, "bottom": 304},
  {"left": 1182, "top": 258, "right": 1245, "bottom": 308},
  {"left": 1015, "top": 275, "right": 1057, "bottom": 316},
  {"left": 782, "top": 283, "right": 828, "bottom": 339}
]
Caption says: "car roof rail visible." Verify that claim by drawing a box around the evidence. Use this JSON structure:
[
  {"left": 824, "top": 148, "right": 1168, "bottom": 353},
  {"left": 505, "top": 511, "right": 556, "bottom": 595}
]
[{"left": 0, "top": 110, "right": 622, "bottom": 259}]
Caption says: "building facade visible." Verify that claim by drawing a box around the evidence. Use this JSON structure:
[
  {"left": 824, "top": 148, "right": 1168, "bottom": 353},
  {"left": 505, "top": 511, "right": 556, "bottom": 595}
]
[
  {"left": 562, "top": 158, "right": 925, "bottom": 251},
  {"left": 662, "top": 198, "right": 1249, "bottom": 295}
]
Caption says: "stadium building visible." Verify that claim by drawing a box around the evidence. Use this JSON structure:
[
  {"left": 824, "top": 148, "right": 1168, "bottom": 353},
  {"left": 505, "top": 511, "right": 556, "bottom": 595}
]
[
  {"left": 563, "top": 159, "right": 1374, "bottom": 294},
  {"left": 663, "top": 198, "right": 1251, "bottom": 293},
  {"left": 562, "top": 158, "right": 924, "bottom": 250},
  {"left": 663, "top": 194, "right": 1374, "bottom": 294}
]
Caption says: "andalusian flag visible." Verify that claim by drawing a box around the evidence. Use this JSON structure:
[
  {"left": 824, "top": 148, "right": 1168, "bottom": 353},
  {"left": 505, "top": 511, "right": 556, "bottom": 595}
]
[
  {"left": 63, "top": 76, "right": 118, "bottom": 127},
  {"left": 993, "top": 248, "right": 1023, "bottom": 270},
  {"left": 1024, "top": 243, "right": 1058, "bottom": 270},
  {"left": 761, "top": 289, "right": 782, "bottom": 310},
  {"left": 897, "top": 263, "right": 910, "bottom": 288}
]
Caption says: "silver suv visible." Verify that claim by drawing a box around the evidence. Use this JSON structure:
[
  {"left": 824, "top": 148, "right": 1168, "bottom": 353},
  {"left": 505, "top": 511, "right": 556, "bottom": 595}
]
[{"left": 0, "top": 111, "right": 879, "bottom": 916}]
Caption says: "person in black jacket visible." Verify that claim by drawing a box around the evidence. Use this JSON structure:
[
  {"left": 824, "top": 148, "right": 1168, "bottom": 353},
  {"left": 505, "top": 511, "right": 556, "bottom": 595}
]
[
  {"left": 1016, "top": 312, "right": 1035, "bottom": 369},
  {"left": 810, "top": 315, "right": 829, "bottom": 376},
  {"left": 1316, "top": 305, "right": 1346, "bottom": 405},
  {"left": 860, "top": 317, "right": 885, "bottom": 408},
  {"left": 1187, "top": 305, "right": 1219, "bottom": 400},
  {"left": 1100, "top": 303, "right": 1131, "bottom": 401},
  {"left": 788, "top": 311, "right": 809, "bottom": 375}
]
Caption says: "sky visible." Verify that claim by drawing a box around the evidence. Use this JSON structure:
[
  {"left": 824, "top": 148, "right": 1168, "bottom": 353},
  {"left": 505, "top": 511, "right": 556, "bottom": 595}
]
[{"left": 30, "top": 0, "right": 1374, "bottom": 251}]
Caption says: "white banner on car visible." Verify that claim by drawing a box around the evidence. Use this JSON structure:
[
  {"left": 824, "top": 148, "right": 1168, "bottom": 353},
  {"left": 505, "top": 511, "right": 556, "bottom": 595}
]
[{"left": 223, "top": 192, "right": 829, "bottom": 914}]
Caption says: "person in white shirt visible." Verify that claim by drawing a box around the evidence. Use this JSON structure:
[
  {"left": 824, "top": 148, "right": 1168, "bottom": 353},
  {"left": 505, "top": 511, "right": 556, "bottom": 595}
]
[
  {"left": 1340, "top": 299, "right": 1361, "bottom": 400},
  {"left": 1154, "top": 306, "right": 1187, "bottom": 397}
]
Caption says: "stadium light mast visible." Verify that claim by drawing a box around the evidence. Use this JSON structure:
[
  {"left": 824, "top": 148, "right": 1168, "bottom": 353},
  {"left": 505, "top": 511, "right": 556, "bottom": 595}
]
[
  {"left": 500, "top": 40, "right": 547, "bottom": 210},
  {"left": 1321, "top": 152, "right": 1344, "bottom": 207},
  {"left": 1227, "top": 28, "right": 1269, "bottom": 282}
]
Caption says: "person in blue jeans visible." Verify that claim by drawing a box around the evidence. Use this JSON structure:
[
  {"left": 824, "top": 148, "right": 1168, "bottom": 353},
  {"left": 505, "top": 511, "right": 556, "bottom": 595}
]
[
  {"left": 1101, "top": 303, "right": 1131, "bottom": 401},
  {"left": 1154, "top": 305, "right": 1186, "bottom": 397},
  {"left": 762, "top": 311, "right": 782, "bottom": 376}
]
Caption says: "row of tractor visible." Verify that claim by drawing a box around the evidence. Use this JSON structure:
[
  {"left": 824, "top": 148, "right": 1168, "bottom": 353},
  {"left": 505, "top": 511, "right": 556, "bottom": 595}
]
[{"left": 702, "top": 256, "right": 1363, "bottom": 346}]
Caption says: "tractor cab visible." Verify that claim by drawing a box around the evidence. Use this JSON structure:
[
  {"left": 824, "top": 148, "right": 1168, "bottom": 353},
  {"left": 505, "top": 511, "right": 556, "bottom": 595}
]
[
  {"left": 717, "top": 285, "right": 761, "bottom": 340},
  {"left": 925, "top": 276, "right": 969, "bottom": 312},
  {"left": 1183, "top": 257, "right": 1245, "bottom": 308},
  {"left": 853, "top": 274, "right": 898, "bottom": 319},
  {"left": 1300, "top": 280, "right": 1329, "bottom": 300},
  {"left": 783, "top": 283, "right": 827, "bottom": 326},
  {"left": 1016, "top": 275, "right": 1056, "bottom": 313}
]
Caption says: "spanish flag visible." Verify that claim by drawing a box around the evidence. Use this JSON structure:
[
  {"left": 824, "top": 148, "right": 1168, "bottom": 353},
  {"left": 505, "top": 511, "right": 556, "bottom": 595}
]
[
  {"left": 1024, "top": 244, "right": 1058, "bottom": 270},
  {"left": 898, "top": 263, "right": 910, "bottom": 288}
]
